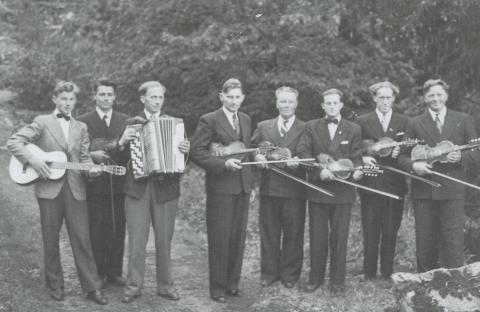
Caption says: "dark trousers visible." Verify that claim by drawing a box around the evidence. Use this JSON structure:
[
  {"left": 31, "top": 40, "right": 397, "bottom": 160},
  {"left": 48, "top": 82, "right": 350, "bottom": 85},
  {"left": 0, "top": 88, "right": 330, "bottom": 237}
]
[
  {"left": 87, "top": 192, "right": 126, "bottom": 280},
  {"left": 413, "top": 199, "right": 465, "bottom": 272},
  {"left": 206, "top": 192, "right": 249, "bottom": 297},
  {"left": 360, "top": 194, "right": 403, "bottom": 278},
  {"left": 123, "top": 181, "right": 178, "bottom": 296},
  {"left": 37, "top": 182, "right": 101, "bottom": 293},
  {"left": 259, "top": 195, "right": 305, "bottom": 284},
  {"left": 308, "top": 202, "right": 352, "bottom": 286}
]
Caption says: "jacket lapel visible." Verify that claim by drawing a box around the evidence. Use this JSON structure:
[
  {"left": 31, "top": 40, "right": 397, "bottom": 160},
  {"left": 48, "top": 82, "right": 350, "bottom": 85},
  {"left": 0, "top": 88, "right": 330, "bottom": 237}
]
[
  {"left": 239, "top": 112, "right": 250, "bottom": 144},
  {"left": 282, "top": 118, "right": 303, "bottom": 148},
  {"left": 217, "top": 109, "right": 238, "bottom": 141},
  {"left": 265, "top": 118, "right": 282, "bottom": 146},
  {"left": 418, "top": 111, "right": 440, "bottom": 143},
  {"left": 316, "top": 119, "right": 332, "bottom": 152},
  {"left": 367, "top": 112, "right": 385, "bottom": 139},
  {"left": 45, "top": 114, "right": 68, "bottom": 151},
  {"left": 439, "top": 109, "right": 457, "bottom": 141},
  {"left": 68, "top": 119, "right": 81, "bottom": 152}
]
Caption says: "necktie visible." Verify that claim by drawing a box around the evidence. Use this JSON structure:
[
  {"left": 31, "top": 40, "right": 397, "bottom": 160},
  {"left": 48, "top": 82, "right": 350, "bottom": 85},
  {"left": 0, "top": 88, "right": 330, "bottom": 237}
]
[
  {"left": 381, "top": 114, "right": 388, "bottom": 132},
  {"left": 232, "top": 113, "right": 240, "bottom": 136},
  {"left": 280, "top": 119, "right": 289, "bottom": 137},
  {"left": 435, "top": 113, "right": 442, "bottom": 134},
  {"left": 56, "top": 113, "right": 71, "bottom": 121},
  {"left": 103, "top": 114, "right": 109, "bottom": 127},
  {"left": 326, "top": 117, "right": 338, "bottom": 124}
]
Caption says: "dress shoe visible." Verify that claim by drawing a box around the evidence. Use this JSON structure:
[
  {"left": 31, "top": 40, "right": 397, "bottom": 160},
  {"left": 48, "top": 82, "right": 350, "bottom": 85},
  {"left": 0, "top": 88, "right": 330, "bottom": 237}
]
[
  {"left": 86, "top": 290, "right": 108, "bottom": 305},
  {"left": 157, "top": 290, "right": 180, "bottom": 301},
  {"left": 260, "top": 279, "right": 276, "bottom": 287},
  {"left": 121, "top": 293, "right": 140, "bottom": 303},
  {"left": 304, "top": 283, "right": 321, "bottom": 293},
  {"left": 282, "top": 281, "right": 295, "bottom": 289},
  {"left": 106, "top": 275, "right": 126, "bottom": 287},
  {"left": 49, "top": 288, "right": 65, "bottom": 301},
  {"left": 210, "top": 295, "right": 226, "bottom": 303},
  {"left": 226, "top": 289, "right": 243, "bottom": 297}
]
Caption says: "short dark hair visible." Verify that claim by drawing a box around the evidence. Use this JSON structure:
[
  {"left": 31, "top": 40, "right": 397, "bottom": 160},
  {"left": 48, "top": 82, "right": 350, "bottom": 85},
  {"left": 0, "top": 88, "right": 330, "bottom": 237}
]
[
  {"left": 423, "top": 79, "right": 449, "bottom": 94},
  {"left": 221, "top": 78, "right": 243, "bottom": 94},
  {"left": 52, "top": 81, "right": 80, "bottom": 96},
  {"left": 93, "top": 78, "right": 117, "bottom": 94},
  {"left": 322, "top": 88, "right": 343, "bottom": 101}
]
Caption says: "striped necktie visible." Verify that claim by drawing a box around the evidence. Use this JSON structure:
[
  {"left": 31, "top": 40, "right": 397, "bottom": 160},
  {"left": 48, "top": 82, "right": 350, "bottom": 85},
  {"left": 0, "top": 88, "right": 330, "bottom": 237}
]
[
  {"left": 280, "top": 119, "right": 289, "bottom": 137},
  {"left": 435, "top": 113, "right": 442, "bottom": 134},
  {"left": 232, "top": 113, "right": 240, "bottom": 136}
]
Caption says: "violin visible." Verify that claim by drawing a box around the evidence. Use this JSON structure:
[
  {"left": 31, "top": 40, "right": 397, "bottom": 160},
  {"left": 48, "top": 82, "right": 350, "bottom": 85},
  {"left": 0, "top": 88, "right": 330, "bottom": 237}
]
[
  {"left": 411, "top": 139, "right": 480, "bottom": 165},
  {"left": 313, "top": 154, "right": 382, "bottom": 179},
  {"left": 362, "top": 138, "right": 423, "bottom": 157},
  {"left": 209, "top": 141, "right": 277, "bottom": 158}
]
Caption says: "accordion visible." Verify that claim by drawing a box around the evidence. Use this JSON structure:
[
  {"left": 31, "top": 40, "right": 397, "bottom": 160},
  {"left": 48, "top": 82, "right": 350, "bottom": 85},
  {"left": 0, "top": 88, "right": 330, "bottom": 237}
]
[{"left": 129, "top": 116, "right": 185, "bottom": 180}]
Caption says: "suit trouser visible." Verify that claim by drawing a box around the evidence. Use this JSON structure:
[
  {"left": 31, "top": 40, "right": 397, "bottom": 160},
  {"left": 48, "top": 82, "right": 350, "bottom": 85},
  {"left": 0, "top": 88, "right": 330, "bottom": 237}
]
[
  {"left": 206, "top": 192, "right": 249, "bottom": 297},
  {"left": 124, "top": 182, "right": 178, "bottom": 296},
  {"left": 308, "top": 202, "right": 352, "bottom": 286},
  {"left": 360, "top": 194, "right": 403, "bottom": 278},
  {"left": 87, "top": 192, "right": 126, "bottom": 280},
  {"left": 413, "top": 199, "right": 465, "bottom": 273},
  {"left": 37, "top": 182, "right": 101, "bottom": 293},
  {"left": 259, "top": 195, "right": 305, "bottom": 284}
]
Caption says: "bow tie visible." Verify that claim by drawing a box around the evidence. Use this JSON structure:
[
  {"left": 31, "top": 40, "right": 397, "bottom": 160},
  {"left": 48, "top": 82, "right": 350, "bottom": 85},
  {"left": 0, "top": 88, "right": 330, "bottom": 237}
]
[
  {"left": 326, "top": 117, "right": 338, "bottom": 124},
  {"left": 56, "top": 113, "right": 71, "bottom": 121}
]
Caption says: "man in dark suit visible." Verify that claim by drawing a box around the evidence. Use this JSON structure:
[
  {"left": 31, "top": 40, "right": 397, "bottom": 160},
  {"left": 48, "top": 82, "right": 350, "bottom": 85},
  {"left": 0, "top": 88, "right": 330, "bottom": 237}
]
[
  {"left": 117, "top": 81, "right": 190, "bottom": 303},
  {"left": 250, "top": 86, "right": 306, "bottom": 289},
  {"left": 398, "top": 79, "right": 478, "bottom": 272},
  {"left": 297, "top": 88, "right": 363, "bottom": 294},
  {"left": 7, "top": 81, "right": 108, "bottom": 304},
  {"left": 191, "top": 78, "right": 254, "bottom": 303},
  {"left": 77, "top": 78, "right": 129, "bottom": 287},
  {"left": 356, "top": 81, "right": 408, "bottom": 280}
]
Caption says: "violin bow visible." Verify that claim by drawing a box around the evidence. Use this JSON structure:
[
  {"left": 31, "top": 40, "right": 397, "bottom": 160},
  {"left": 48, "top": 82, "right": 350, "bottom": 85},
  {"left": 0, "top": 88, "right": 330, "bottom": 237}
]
[
  {"left": 429, "top": 171, "right": 480, "bottom": 191},
  {"left": 375, "top": 164, "right": 442, "bottom": 188},
  {"left": 240, "top": 158, "right": 315, "bottom": 166},
  {"left": 268, "top": 166, "right": 335, "bottom": 197},
  {"left": 329, "top": 176, "right": 401, "bottom": 200}
]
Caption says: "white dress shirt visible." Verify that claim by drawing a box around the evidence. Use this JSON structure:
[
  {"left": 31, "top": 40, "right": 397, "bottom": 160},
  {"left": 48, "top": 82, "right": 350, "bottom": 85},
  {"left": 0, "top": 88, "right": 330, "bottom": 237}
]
[
  {"left": 53, "top": 109, "right": 70, "bottom": 142},
  {"left": 222, "top": 106, "right": 238, "bottom": 130},
  {"left": 144, "top": 109, "right": 160, "bottom": 120},
  {"left": 428, "top": 106, "right": 446, "bottom": 126},
  {"left": 277, "top": 115, "right": 295, "bottom": 136},
  {"left": 327, "top": 115, "right": 341, "bottom": 140},
  {"left": 376, "top": 109, "right": 392, "bottom": 132},
  {"left": 96, "top": 107, "right": 113, "bottom": 126}
]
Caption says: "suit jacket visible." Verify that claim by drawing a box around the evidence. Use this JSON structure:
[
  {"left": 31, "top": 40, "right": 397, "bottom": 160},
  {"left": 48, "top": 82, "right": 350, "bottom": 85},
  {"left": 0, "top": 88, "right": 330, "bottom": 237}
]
[
  {"left": 77, "top": 110, "right": 130, "bottom": 195},
  {"left": 250, "top": 117, "right": 306, "bottom": 198},
  {"left": 296, "top": 118, "right": 362, "bottom": 204},
  {"left": 398, "top": 109, "right": 478, "bottom": 200},
  {"left": 356, "top": 111, "right": 408, "bottom": 195},
  {"left": 122, "top": 111, "right": 181, "bottom": 202},
  {"left": 191, "top": 108, "right": 254, "bottom": 195},
  {"left": 7, "top": 113, "right": 92, "bottom": 200}
]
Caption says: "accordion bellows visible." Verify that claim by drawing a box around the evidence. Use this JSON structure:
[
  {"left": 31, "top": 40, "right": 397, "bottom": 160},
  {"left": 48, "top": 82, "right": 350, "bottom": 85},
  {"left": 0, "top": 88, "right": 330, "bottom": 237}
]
[{"left": 129, "top": 116, "right": 185, "bottom": 179}]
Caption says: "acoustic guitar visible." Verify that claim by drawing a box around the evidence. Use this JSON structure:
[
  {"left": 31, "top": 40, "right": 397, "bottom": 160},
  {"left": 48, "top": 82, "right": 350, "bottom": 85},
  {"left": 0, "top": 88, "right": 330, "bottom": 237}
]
[{"left": 9, "top": 144, "right": 126, "bottom": 185}]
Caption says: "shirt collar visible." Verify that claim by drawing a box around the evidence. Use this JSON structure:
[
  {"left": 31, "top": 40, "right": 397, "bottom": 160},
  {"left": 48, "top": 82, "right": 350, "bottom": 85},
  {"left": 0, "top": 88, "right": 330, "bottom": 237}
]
[
  {"left": 222, "top": 106, "right": 237, "bottom": 119},
  {"left": 144, "top": 109, "right": 160, "bottom": 120},
  {"left": 96, "top": 107, "right": 112, "bottom": 119},
  {"left": 428, "top": 107, "right": 446, "bottom": 122},
  {"left": 375, "top": 108, "right": 392, "bottom": 120},
  {"left": 53, "top": 109, "right": 71, "bottom": 121}
]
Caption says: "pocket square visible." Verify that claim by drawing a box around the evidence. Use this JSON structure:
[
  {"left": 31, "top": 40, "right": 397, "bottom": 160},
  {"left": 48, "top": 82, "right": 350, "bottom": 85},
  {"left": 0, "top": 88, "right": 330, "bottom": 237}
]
[
  {"left": 340, "top": 140, "right": 349, "bottom": 144},
  {"left": 396, "top": 132, "right": 405, "bottom": 137}
]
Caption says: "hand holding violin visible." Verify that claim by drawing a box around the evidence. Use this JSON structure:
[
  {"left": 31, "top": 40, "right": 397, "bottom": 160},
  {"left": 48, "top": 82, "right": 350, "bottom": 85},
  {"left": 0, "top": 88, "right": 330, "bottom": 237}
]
[
  {"left": 254, "top": 153, "right": 269, "bottom": 169},
  {"left": 320, "top": 168, "right": 336, "bottom": 181},
  {"left": 362, "top": 156, "right": 377, "bottom": 167},
  {"left": 225, "top": 158, "right": 242, "bottom": 171},
  {"left": 285, "top": 156, "right": 300, "bottom": 169},
  {"left": 446, "top": 150, "right": 461, "bottom": 163},
  {"left": 352, "top": 169, "right": 363, "bottom": 181},
  {"left": 391, "top": 146, "right": 401, "bottom": 159},
  {"left": 412, "top": 162, "right": 432, "bottom": 176}
]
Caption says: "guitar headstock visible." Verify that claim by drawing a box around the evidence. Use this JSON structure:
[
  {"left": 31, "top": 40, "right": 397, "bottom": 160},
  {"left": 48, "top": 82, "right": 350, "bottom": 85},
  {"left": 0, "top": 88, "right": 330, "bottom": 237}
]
[
  {"left": 403, "top": 138, "right": 424, "bottom": 147},
  {"left": 104, "top": 165, "right": 126, "bottom": 176},
  {"left": 360, "top": 165, "right": 383, "bottom": 176},
  {"left": 468, "top": 138, "right": 480, "bottom": 150}
]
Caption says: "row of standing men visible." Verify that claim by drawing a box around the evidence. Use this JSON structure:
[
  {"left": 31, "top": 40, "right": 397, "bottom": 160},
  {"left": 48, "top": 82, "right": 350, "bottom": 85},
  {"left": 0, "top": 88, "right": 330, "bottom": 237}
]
[{"left": 7, "top": 77, "right": 476, "bottom": 305}]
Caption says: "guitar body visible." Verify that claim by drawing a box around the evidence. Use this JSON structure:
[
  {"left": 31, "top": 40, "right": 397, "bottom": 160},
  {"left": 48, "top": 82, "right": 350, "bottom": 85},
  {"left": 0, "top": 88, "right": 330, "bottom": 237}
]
[{"left": 9, "top": 144, "right": 67, "bottom": 185}]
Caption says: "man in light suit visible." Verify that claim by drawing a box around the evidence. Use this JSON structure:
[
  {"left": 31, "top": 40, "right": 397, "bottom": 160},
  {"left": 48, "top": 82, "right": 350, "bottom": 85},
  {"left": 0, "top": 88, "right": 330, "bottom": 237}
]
[
  {"left": 356, "top": 81, "right": 408, "bottom": 280},
  {"left": 191, "top": 78, "right": 254, "bottom": 303},
  {"left": 77, "top": 78, "right": 130, "bottom": 287},
  {"left": 398, "top": 79, "right": 478, "bottom": 272},
  {"left": 250, "top": 86, "right": 306, "bottom": 289},
  {"left": 7, "top": 81, "right": 108, "bottom": 304},
  {"left": 117, "top": 81, "right": 190, "bottom": 303},
  {"left": 296, "top": 88, "right": 363, "bottom": 294}
]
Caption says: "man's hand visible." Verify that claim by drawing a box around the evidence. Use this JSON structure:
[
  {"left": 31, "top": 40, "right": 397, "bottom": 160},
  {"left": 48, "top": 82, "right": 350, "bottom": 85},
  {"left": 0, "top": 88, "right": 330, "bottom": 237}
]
[
  {"left": 225, "top": 158, "right": 242, "bottom": 171},
  {"left": 362, "top": 156, "right": 377, "bottom": 166},
  {"left": 90, "top": 150, "right": 112, "bottom": 164},
  {"left": 391, "top": 146, "right": 401, "bottom": 159},
  {"left": 412, "top": 162, "right": 432, "bottom": 176},
  {"left": 178, "top": 140, "right": 190, "bottom": 154},
  {"left": 320, "top": 168, "right": 335, "bottom": 181},
  {"left": 286, "top": 156, "right": 300, "bottom": 169},
  {"left": 352, "top": 169, "right": 363, "bottom": 181},
  {"left": 88, "top": 166, "right": 102, "bottom": 178},
  {"left": 118, "top": 127, "right": 138, "bottom": 146},
  {"left": 29, "top": 157, "right": 51, "bottom": 179},
  {"left": 446, "top": 150, "right": 461, "bottom": 163},
  {"left": 254, "top": 154, "right": 268, "bottom": 169}
]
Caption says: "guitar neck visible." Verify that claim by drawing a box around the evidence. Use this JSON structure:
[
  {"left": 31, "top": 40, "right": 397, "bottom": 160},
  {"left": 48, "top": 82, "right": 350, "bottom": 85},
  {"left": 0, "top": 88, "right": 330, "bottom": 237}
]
[
  {"left": 455, "top": 142, "right": 480, "bottom": 152},
  {"left": 50, "top": 162, "right": 98, "bottom": 171}
]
